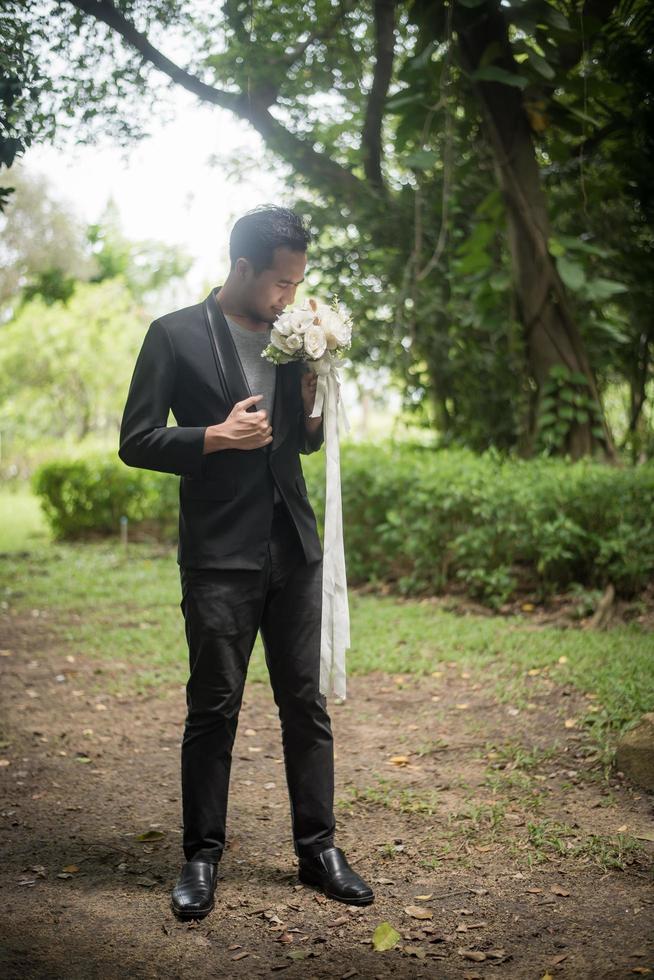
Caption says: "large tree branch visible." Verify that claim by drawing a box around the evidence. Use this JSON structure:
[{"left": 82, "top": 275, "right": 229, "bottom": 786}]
[
  {"left": 69, "top": 0, "right": 245, "bottom": 111},
  {"left": 361, "top": 0, "right": 397, "bottom": 188},
  {"left": 66, "top": 0, "right": 376, "bottom": 208}
]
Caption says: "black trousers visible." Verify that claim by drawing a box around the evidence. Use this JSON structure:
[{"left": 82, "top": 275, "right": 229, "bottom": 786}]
[{"left": 178, "top": 499, "right": 336, "bottom": 864}]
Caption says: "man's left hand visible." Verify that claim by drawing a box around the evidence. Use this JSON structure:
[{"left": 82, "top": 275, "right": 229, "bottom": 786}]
[{"left": 301, "top": 367, "right": 319, "bottom": 417}]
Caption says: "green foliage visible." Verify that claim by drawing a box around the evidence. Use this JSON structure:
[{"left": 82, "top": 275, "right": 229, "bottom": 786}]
[
  {"left": 0, "top": 0, "right": 48, "bottom": 211},
  {"left": 87, "top": 200, "right": 192, "bottom": 300},
  {"left": 307, "top": 444, "right": 654, "bottom": 606},
  {"left": 536, "top": 364, "right": 605, "bottom": 454},
  {"left": 0, "top": 278, "right": 148, "bottom": 445},
  {"left": 33, "top": 445, "right": 654, "bottom": 607},
  {"left": 4, "top": 0, "right": 653, "bottom": 460},
  {"left": 32, "top": 455, "right": 178, "bottom": 540}
]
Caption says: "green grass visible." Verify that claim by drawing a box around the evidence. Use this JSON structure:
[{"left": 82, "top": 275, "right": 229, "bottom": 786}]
[
  {"left": 337, "top": 777, "right": 441, "bottom": 816},
  {"left": 0, "top": 486, "right": 52, "bottom": 552},
  {"left": 524, "top": 818, "right": 644, "bottom": 870},
  {"left": 1, "top": 538, "right": 652, "bottom": 731},
  {"left": 1, "top": 485, "right": 652, "bottom": 736},
  {"left": 2, "top": 493, "right": 651, "bottom": 877}
]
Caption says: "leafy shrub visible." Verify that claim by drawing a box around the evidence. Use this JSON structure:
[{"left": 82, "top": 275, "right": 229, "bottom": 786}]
[
  {"left": 33, "top": 446, "right": 654, "bottom": 605},
  {"left": 32, "top": 456, "right": 178, "bottom": 540},
  {"left": 306, "top": 444, "right": 654, "bottom": 606}
]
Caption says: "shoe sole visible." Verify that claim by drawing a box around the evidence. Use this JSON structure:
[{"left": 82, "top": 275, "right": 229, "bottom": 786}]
[
  {"left": 170, "top": 896, "right": 215, "bottom": 921},
  {"left": 298, "top": 868, "right": 374, "bottom": 905}
]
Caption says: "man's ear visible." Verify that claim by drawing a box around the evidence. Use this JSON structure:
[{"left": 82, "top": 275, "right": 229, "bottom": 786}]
[{"left": 235, "top": 257, "right": 251, "bottom": 280}]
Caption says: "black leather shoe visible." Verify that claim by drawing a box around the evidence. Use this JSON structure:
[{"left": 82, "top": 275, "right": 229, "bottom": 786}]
[
  {"left": 171, "top": 860, "right": 219, "bottom": 921},
  {"left": 298, "top": 846, "right": 374, "bottom": 905}
]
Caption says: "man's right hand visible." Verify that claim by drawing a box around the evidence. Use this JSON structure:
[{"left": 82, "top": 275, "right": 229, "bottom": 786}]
[{"left": 203, "top": 394, "right": 273, "bottom": 453}]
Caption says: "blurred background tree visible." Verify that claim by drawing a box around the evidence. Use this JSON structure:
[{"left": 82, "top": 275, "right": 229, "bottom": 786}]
[
  {"left": 1, "top": 0, "right": 652, "bottom": 462},
  {"left": 0, "top": 160, "right": 192, "bottom": 473}
]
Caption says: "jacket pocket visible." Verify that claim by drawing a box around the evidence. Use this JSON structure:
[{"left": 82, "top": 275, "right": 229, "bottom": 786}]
[
  {"left": 181, "top": 477, "right": 236, "bottom": 500},
  {"left": 296, "top": 475, "right": 308, "bottom": 497}
]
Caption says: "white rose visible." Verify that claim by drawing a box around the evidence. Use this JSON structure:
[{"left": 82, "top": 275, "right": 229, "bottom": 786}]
[
  {"left": 320, "top": 308, "right": 351, "bottom": 350},
  {"left": 288, "top": 309, "right": 313, "bottom": 335},
  {"left": 284, "top": 331, "right": 303, "bottom": 352},
  {"left": 270, "top": 326, "right": 302, "bottom": 354},
  {"left": 304, "top": 323, "right": 327, "bottom": 360},
  {"left": 273, "top": 312, "right": 295, "bottom": 337}
]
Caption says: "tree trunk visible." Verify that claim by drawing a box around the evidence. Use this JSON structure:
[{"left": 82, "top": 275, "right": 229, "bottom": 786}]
[
  {"left": 625, "top": 325, "right": 651, "bottom": 463},
  {"left": 452, "top": 0, "right": 617, "bottom": 462}
]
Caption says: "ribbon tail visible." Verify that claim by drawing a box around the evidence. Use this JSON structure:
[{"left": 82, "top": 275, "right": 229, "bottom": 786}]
[
  {"left": 318, "top": 369, "right": 349, "bottom": 702},
  {"left": 310, "top": 372, "right": 327, "bottom": 418}
]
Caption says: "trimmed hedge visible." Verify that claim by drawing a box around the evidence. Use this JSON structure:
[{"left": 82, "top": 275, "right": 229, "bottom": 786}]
[
  {"left": 329, "top": 444, "right": 654, "bottom": 605},
  {"left": 32, "top": 456, "right": 178, "bottom": 540},
  {"left": 32, "top": 446, "right": 654, "bottom": 606}
]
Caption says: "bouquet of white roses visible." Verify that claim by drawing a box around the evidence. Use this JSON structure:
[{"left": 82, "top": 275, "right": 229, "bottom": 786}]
[
  {"left": 262, "top": 295, "right": 352, "bottom": 363},
  {"left": 261, "top": 295, "right": 353, "bottom": 702}
]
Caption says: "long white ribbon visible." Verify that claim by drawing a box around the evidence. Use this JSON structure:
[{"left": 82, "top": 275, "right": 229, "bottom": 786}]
[{"left": 308, "top": 354, "right": 350, "bottom": 701}]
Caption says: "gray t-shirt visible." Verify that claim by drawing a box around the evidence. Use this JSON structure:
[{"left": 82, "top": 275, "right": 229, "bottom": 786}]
[{"left": 224, "top": 315, "right": 281, "bottom": 503}]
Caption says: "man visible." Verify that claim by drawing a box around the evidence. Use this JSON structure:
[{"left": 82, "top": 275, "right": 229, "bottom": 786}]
[{"left": 118, "top": 205, "right": 373, "bottom": 921}]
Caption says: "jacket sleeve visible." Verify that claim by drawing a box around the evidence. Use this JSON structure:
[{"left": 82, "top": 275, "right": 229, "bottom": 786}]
[
  {"left": 118, "top": 319, "right": 207, "bottom": 477},
  {"left": 298, "top": 409, "right": 325, "bottom": 455}
]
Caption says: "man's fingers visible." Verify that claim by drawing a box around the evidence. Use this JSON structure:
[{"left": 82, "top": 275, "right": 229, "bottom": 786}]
[{"left": 240, "top": 393, "right": 263, "bottom": 407}]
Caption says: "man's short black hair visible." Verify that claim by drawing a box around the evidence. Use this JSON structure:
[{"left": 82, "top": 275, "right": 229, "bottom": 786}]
[{"left": 229, "top": 205, "right": 312, "bottom": 275}]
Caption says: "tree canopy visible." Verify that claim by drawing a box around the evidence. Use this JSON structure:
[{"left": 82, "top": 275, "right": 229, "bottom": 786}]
[{"left": 2, "top": 0, "right": 652, "bottom": 459}]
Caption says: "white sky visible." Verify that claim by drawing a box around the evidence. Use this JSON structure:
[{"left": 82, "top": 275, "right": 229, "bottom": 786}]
[{"left": 24, "top": 87, "right": 290, "bottom": 300}]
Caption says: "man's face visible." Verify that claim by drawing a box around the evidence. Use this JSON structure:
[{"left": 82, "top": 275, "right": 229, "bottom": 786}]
[{"left": 241, "top": 246, "right": 307, "bottom": 324}]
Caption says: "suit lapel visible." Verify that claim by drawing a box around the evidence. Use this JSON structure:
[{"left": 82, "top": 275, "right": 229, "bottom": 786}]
[
  {"left": 270, "top": 360, "right": 293, "bottom": 454},
  {"left": 203, "top": 286, "right": 251, "bottom": 407},
  {"left": 202, "top": 286, "right": 292, "bottom": 454}
]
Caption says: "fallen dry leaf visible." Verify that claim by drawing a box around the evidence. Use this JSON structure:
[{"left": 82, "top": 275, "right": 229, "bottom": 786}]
[
  {"left": 404, "top": 906, "right": 433, "bottom": 920},
  {"left": 550, "top": 884, "right": 570, "bottom": 897},
  {"left": 404, "top": 945, "right": 427, "bottom": 959},
  {"left": 329, "top": 915, "right": 349, "bottom": 927},
  {"left": 458, "top": 949, "right": 486, "bottom": 962}
]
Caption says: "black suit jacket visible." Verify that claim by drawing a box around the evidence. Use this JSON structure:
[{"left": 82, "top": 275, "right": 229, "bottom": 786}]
[{"left": 118, "top": 286, "right": 325, "bottom": 569}]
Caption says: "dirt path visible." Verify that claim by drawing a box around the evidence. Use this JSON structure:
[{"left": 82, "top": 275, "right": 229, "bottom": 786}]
[{"left": 1, "top": 610, "right": 653, "bottom": 979}]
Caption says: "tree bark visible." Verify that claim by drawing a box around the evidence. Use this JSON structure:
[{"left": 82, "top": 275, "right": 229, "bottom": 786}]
[{"left": 452, "top": 0, "right": 618, "bottom": 461}]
